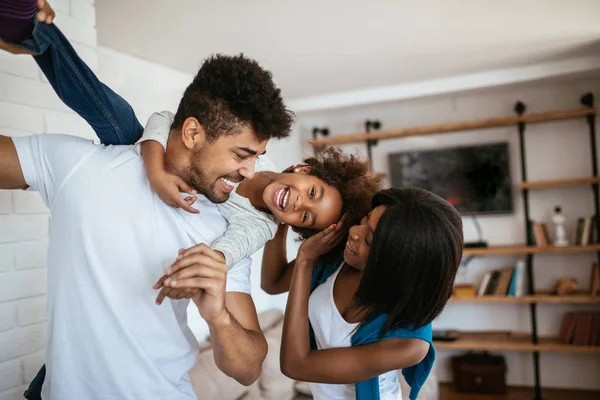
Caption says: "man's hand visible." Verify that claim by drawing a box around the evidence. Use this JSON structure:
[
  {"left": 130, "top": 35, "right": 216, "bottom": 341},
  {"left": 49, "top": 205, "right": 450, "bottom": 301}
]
[
  {"left": 296, "top": 215, "right": 347, "bottom": 263},
  {"left": 148, "top": 170, "right": 199, "bottom": 214},
  {"left": 153, "top": 244, "right": 228, "bottom": 323}
]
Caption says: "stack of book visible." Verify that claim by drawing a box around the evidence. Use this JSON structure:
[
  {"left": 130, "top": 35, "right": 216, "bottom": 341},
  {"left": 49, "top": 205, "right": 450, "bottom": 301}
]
[
  {"left": 558, "top": 312, "right": 600, "bottom": 346},
  {"left": 478, "top": 260, "right": 527, "bottom": 297},
  {"left": 573, "top": 216, "right": 598, "bottom": 245},
  {"left": 528, "top": 221, "right": 551, "bottom": 247}
]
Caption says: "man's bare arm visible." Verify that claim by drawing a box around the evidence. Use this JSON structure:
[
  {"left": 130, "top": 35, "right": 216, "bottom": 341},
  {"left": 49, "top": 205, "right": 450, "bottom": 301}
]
[
  {"left": 156, "top": 244, "right": 267, "bottom": 385},
  {"left": 208, "top": 292, "right": 268, "bottom": 385},
  {"left": 0, "top": 135, "right": 28, "bottom": 190}
]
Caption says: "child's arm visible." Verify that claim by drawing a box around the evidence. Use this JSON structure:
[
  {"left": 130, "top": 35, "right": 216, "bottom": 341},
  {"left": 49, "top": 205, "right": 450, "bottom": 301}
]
[
  {"left": 211, "top": 200, "right": 278, "bottom": 268},
  {"left": 138, "top": 111, "right": 198, "bottom": 214},
  {"left": 261, "top": 224, "right": 296, "bottom": 294},
  {"left": 280, "top": 226, "right": 430, "bottom": 384}
]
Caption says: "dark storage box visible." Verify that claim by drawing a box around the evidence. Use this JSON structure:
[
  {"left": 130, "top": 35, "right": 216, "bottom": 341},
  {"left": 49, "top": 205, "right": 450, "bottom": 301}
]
[{"left": 451, "top": 352, "right": 506, "bottom": 394}]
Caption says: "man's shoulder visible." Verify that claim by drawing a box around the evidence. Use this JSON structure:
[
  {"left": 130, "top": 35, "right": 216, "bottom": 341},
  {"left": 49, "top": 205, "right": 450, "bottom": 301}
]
[{"left": 22, "top": 133, "right": 95, "bottom": 148}]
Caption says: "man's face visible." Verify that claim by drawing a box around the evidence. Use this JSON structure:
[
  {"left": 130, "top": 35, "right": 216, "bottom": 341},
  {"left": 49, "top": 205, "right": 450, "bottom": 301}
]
[{"left": 185, "top": 126, "right": 268, "bottom": 203}]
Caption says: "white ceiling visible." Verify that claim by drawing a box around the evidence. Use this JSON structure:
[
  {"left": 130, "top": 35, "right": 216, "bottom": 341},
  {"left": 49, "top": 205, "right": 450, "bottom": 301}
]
[{"left": 96, "top": 0, "right": 600, "bottom": 100}]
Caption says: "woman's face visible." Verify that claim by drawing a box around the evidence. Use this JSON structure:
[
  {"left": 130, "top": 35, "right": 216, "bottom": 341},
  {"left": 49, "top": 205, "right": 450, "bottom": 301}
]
[
  {"left": 344, "top": 205, "right": 387, "bottom": 270},
  {"left": 262, "top": 169, "right": 343, "bottom": 230}
]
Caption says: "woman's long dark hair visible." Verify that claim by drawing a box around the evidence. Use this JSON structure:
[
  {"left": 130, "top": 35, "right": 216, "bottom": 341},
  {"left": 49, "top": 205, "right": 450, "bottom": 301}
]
[{"left": 352, "top": 188, "right": 463, "bottom": 334}]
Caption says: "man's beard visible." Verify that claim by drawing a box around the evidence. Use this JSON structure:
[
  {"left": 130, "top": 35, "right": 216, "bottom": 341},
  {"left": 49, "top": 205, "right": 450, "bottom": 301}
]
[{"left": 187, "top": 160, "right": 230, "bottom": 204}]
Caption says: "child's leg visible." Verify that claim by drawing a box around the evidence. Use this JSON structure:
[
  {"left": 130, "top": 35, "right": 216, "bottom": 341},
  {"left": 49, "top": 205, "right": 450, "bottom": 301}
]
[
  {"left": 14, "top": 20, "right": 144, "bottom": 145},
  {"left": 22, "top": 364, "right": 44, "bottom": 400}
]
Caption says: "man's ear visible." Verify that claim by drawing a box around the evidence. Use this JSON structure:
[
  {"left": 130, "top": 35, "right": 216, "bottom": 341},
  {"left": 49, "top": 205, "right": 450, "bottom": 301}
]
[
  {"left": 180, "top": 117, "right": 205, "bottom": 149},
  {"left": 292, "top": 165, "right": 312, "bottom": 174}
]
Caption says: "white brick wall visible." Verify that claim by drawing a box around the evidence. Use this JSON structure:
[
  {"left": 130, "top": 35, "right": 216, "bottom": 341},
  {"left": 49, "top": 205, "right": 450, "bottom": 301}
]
[
  {"left": 0, "top": 2, "right": 98, "bottom": 398},
  {"left": 0, "top": 2, "right": 199, "bottom": 398}
]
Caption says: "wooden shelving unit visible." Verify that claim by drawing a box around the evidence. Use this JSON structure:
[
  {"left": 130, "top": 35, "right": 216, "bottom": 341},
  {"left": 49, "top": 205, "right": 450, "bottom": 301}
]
[
  {"left": 463, "top": 244, "right": 600, "bottom": 256},
  {"left": 308, "top": 94, "right": 600, "bottom": 399},
  {"left": 434, "top": 332, "right": 600, "bottom": 355},
  {"left": 308, "top": 107, "right": 597, "bottom": 146},
  {"left": 450, "top": 293, "right": 600, "bottom": 304},
  {"left": 518, "top": 176, "right": 600, "bottom": 190},
  {"left": 439, "top": 383, "right": 600, "bottom": 400}
]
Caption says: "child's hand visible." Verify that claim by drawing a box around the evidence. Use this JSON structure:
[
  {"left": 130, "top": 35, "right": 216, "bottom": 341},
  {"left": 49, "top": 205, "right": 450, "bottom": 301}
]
[
  {"left": 37, "top": 0, "right": 56, "bottom": 24},
  {"left": 297, "top": 215, "right": 347, "bottom": 263},
  {"left": 0, "top": 39, "right": 34, "bottom": 55},
  {"left": 149, "top": 170, "right": 199, "bottom": 214},
  {"left": 0, "top": 1, "right": 55, "bottom": 55}
]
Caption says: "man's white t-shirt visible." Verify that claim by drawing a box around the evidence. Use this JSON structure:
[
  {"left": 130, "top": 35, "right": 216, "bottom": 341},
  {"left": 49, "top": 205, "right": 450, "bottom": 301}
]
[{"left": 13, "top": 134, "right": 252, "bottom": 400}]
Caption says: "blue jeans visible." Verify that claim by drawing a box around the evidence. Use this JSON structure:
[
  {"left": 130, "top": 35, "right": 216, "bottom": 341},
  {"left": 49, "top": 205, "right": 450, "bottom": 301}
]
[
  {"left": 13, "top": 20, "right": 144, "bottom": 400},
  {"left": 17, "top": 20, "right": 143, "bottom": 145}
]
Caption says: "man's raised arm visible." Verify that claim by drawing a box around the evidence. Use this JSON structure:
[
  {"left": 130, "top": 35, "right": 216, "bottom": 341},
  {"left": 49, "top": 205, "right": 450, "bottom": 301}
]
[{"left": 0, "top": 135, "right": 28, "bottom": 190}]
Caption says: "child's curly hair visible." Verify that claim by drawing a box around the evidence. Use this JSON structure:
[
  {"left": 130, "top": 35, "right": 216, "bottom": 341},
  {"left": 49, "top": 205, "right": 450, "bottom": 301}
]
[{"left": 292, "top": 147, "right": 383, "bottom": 241}]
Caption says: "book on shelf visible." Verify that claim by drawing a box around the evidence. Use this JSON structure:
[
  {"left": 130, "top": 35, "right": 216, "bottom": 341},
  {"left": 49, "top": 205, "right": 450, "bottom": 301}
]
[
  {"left": 478, "top": 272, "right": 492, "bottom": 296},
  {"left": 477, "top": 260, "right": 526, "bottom": 298},
  {"left": 507, "top": 267, "right": 518, "bottom": 296},
  {"left": 591, "top": 263, "right": 599, "bottom": 297},
  {"left": 573, "top": 215, "right": 598, "bottom": 246},
  {"left": 514, "top": 260, "right": 526, "bottom": 297},
  {"left": 485, "top": 271, "right": 501, "bottom": 295},
  {"left": 528, "top": 220, "right": 551, "bottom": 247},
  {"left": 495, "top": 267, "right": 515, "bottom": 295},
  {"left": 558, "top": 312, "right": 600, "bottom": 346}
]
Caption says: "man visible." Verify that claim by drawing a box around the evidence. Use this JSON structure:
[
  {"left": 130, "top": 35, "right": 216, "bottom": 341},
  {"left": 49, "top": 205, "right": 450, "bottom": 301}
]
[{"left": 0, "top": 26, "right": 294, "bottom": 400}]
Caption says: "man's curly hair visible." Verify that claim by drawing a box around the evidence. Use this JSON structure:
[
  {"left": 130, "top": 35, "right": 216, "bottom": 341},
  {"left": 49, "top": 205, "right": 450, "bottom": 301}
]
[
  {"left": 172, "top": 54, "right": 294, "bottom": 141},
  {"left": 292, "top": 147, "right": 383, "bottom": 241}
]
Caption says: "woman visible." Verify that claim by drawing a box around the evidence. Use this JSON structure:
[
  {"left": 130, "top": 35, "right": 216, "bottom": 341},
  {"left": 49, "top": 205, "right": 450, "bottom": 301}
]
[{"left": 262, "top": 188, "right": 463, "bottom": 400}]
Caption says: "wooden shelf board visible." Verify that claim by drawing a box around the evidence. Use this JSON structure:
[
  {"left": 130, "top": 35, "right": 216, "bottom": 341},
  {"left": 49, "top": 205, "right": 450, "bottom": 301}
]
[
  {"left": 449, "top": 293, "right": 600, "bottom": 304},
  {"left": 435, "top": 332, "right": 600, "bottom": 354},
  {"left": 309, "top": 107, "right": 597, "bottom": 146},
  {"left": 463, "top": 244, "right": 600, "bottom": 256},
  {"left": 518, "top": 176, "right": 600, "bottom": 190},
  {"left": 439, "top": 383, "right": 600, "bottom": 400}
]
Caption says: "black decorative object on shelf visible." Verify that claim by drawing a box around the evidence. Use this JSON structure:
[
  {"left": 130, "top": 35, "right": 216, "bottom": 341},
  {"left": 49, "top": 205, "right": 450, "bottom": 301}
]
[
  {"left": 365, "top": 119, "right": 381, "bottom": 169},
  {"left": 311, "top": 127, "right": 330, "bottom": 156},
  {"left": 311, "top": 127, "right": 329, "bottom": 140}
]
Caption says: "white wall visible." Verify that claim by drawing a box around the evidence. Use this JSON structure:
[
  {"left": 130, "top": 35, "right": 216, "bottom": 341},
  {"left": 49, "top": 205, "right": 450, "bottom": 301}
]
[{"left": 294, "top": 77, "right": 600, "bottom": 390}]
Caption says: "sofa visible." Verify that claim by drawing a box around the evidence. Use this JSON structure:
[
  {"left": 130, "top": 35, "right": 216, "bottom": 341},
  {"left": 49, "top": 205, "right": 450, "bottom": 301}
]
[{"left": 188, "top": 309, "right": 439, "bottom": 400}]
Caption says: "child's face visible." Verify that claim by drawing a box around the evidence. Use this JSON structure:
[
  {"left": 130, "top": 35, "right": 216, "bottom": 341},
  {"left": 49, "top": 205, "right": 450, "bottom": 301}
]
[
  {"left": 262, "top": 171, "right": 343, "bottom": 230},
  {"left": 344, "top": 205, "right": 387, "bottom": 270}
]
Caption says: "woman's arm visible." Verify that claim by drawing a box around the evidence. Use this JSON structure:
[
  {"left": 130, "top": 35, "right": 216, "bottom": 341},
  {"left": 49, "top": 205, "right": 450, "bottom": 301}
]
[
  {"left": 280, "top": 256, "right": 429, "bottom": 384},
  {"left": 280, "top": 223, "right": 429, "bottom": 383},
  {"left": 261, "top": 224, "right": 296, "bottom": 294}
]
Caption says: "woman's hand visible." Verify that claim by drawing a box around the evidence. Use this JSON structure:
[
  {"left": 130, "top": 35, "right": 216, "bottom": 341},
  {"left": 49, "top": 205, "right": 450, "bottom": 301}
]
[
  {"left": 297, "top": 215, "right": 347, "bottom": 263},
  {"left": 148, "top": 170, "right": 199, "bottom": 214}
]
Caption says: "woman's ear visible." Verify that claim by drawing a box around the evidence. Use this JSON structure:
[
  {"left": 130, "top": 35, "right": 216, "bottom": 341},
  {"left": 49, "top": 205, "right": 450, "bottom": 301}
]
[{"left": 293, "top": 165, "right": 312, "bottom": 174}]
